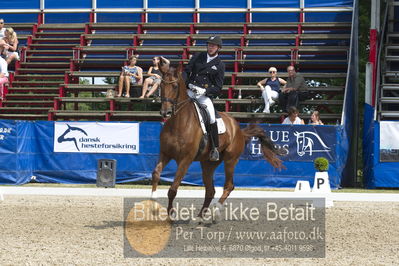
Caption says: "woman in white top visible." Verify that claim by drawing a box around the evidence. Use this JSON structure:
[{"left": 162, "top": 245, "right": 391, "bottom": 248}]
[{"left": 282, "top": 106, "right": 305, "bottom": 125}]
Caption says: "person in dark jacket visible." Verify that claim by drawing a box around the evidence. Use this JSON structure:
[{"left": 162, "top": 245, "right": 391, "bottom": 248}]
[
  {"left": 279, "top": 65, "right": 308, "bottom": 112},
  {"left": 183, "top": 35, "right": 225, "bottom": 161}
]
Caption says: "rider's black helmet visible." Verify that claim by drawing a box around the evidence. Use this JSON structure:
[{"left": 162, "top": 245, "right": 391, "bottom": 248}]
[{"left": 206, "top": 35, "right": 222, "bottom": 48}]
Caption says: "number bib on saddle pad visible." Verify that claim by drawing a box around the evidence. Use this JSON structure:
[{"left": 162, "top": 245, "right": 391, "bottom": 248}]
[{"left": 193, "top": 101, "right": 226, "bottom": 135}]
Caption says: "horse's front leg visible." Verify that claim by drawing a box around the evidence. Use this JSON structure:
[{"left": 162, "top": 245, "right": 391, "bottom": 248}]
[
  {"left": 198, "top": 161, "right": 222, "bottom": 218},
  {"left": 151, "top": 153, "right": 170, "bottom": 200},
  {"left": 167, "top": 158, "right": 192, "bottom": 216}
]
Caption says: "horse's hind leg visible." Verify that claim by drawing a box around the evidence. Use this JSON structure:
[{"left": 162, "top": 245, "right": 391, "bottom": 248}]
[
  {"left": 198, "top": 161, "right": 222, "bottom": 218},
  {"left": 151, "top": 153, "right": 170, "bottom": 199},
  {"left": 218, "top": 157, "right": 238, "bottom": 204}
]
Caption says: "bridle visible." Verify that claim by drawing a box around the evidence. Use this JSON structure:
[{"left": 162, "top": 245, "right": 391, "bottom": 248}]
[{"left": 160, "top": 77, "right": 190, "bottom": 115}]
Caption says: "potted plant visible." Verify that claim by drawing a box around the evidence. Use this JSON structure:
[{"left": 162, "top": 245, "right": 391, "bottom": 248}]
[
  {"left": 314, "top": 157, "right": 329, "bottom": 172},
  {"left": 312, "top": 157, "right": 331, "bottom": 193}
]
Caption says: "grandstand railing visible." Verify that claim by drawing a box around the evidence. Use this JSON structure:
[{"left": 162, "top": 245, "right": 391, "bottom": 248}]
[{"left": 2, "top": 4, "right": 353, "bottom": 24}]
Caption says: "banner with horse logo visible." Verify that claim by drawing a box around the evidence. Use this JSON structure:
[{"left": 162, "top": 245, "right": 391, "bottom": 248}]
[
  {"left": 241, "top": 125, "right": 336, "bottom": 162},
  {"left": 54, "top": 122, "right": 139, "bottom": 154}
]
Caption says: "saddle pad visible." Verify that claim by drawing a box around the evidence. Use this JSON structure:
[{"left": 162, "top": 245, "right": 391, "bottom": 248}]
[{"left": 193, "top": 102, "right": 226, "bottom": 135}]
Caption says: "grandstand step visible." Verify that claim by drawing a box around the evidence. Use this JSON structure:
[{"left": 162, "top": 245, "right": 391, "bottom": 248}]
[
  {"left": 224, "top": 85, "right": 344, "bottom": 93},
  {"left": 380, "top": 97, "right": 399, "bottom": 103},
  {"left": 379, "top": 111, "right": 399, "bottom": 120},
  {"left": 38, "top": 23, "right": 85, "bottom": 30},
  {"left": 84, "top": 34, "right": 134, "bottom": 40},
  {"left": 212, "top": 98, "right": 343, "bottom": 105},
  {"left": 386, "top": 45, "right": 399, "bottom": 53},
  {"left": 87, "top": 23, "right": 139, "bottom": 31},
  {"left": 20, "top": 62, "right": 70, "bottom": 68},
  {"left": 232, "top": 72, "right": 347, "bottom": 79},
  {"left": 26, "top": 56, "right": 72, "bottom": 61},
  {"left": 0, "top": 113, "right": 48, "bottom": 120},
  {"left": 12, "top": 81, "right": 62, "bottom": 86},
  {"left": 387, "top": 33, "right": 399, "bottom": 43},
  {"left": 385, "top": 56, "right": 399, "bottom": 62},
  {"left": 32, "top": 38, "right": 80, "bottom": 42},
  {"left": 62, "top": 84, "right": 116, "bottom": 89},
  {"left": 18, "top": 68, "right": 68, "bottom": 73},
  {"left": 26, "top": 50, "right": 73, "bottom": 55},
  {"left": 382, "top": 84, "right": 399, "bottom": 91},
  {"left": 50, "top": 110, "right": 108, "bottom": 119},
  {"left": 2, "top": 100, "right": 53, "bottom": 107},
  {"left": 35, "top": 32, "right": 83, "bottom": 37},
  {"left": 29, "top": 44, "right": 78, "bottom": 49},
  {"left": 67, "top": 71, "right": 120, "bottom": 77},
  {"left": 7, "top": 87, "right": 59, "bottom": 93},
  {"left": 5, "top": 93, "right": 58, "bottom": 99},
  {"left": 14, "top": 74, "right": 65, "bottom": 80},
  {"left": 0, "top": 107, "right": 50, "bottom": 114}
]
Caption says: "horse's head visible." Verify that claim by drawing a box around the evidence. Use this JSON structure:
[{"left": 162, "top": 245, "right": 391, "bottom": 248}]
[{"left": 158, "top": 57, "right": 185, "bottom": 119}]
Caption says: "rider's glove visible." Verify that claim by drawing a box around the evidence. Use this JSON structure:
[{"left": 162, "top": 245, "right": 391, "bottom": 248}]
[{"left": 188, "top": 83, "right": 206, "bottom": 96}]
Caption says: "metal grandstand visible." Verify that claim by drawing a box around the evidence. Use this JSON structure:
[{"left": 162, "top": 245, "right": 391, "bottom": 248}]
[{"left": 0, "top": 0, "right": 353, "bottom": 124}]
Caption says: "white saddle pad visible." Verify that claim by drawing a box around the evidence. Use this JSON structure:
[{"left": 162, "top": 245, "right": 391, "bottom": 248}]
[{"left": 193, "top": 102, "right": 226, "bottom": 135}]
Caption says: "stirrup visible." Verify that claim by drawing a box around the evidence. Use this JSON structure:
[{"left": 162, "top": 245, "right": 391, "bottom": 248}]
[{"left": 210, "top": 148, "right": 219, "bottom": 161}]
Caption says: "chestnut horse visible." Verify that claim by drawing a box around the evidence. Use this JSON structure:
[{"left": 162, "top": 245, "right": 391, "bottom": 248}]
[{"left": 151, "top": 58, "right": 284, "bottom": 218}]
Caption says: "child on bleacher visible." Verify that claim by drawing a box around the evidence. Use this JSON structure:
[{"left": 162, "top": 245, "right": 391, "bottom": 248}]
[
  {"left": 140, "top": 57, "right": 163, "bottom": 98},
  {"left": 117, "top": 55, "right": 143, "bottom": 98},
  {"left": 309, "top": 111, "right": 324, "bottom": 125}
]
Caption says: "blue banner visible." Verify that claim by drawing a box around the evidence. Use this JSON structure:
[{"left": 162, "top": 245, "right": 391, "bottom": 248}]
[
  {"left": 241, "top": 125, "right": 336, "bottom": 162},
  {"left": 0, "top": 120, "right": 345, "bottom": 188},
  {"left": 0, "top": 120, "right": 17, "bottom": 154}
]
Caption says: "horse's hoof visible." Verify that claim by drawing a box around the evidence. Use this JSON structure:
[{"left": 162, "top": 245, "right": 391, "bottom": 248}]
[
  {"left": 189, "top": 216, "right": 204, "bottom": 225},
  {"left": 210, "top": 202, "right": 224, "bottom": 223},
  {"left": 150, "top": 191, "right": 158, "bottom": 200}
]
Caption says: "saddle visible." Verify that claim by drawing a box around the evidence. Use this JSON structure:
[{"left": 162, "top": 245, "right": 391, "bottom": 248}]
[{"left": 191, "top": 98, "right": 226, "bottom": 135}]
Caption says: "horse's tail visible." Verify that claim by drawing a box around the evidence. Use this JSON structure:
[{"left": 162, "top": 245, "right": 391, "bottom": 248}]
[{"left": 241, "top": 123, "right": 285, "bottom": 170}]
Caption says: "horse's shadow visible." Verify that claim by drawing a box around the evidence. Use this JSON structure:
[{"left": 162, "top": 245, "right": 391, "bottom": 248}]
[
  {"left": 85, "top": 219, "right": 216, "bottom": 230},
  {"left": 85, "top": 221, "right": 124, "bottom": 230}
]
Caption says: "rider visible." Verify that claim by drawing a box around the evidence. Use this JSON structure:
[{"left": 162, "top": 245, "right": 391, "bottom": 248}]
[{"left": 183, "top": 35, "right": 225, "bottom": 161}]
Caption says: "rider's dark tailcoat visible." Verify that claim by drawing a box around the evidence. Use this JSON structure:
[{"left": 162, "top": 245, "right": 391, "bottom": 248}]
[{"left": 183, "top": 52, "right": 225, "bottom": 98}]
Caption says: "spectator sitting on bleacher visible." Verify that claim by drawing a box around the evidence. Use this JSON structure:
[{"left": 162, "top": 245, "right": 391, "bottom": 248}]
[
  {"left": 140, "top": 57, "right": 163, "bottom": 98},
  {"left": 309, "top": 111, "right": 324, "bottom": 125},
  {"left": 257, "top": 66, "right": 286, "bottom": 113},
  {"left": 0, "top": 18, "right": 7, "bottom": 51},
  {"left": 282, "top": 106, "right": 305, "bottom": 125},
  {"left": 0, "top": 57, "right": 9, "bottom": 100},
  {"left": 279, "top": 65, "right": 308, "bottom": 112},
  {"left": 2, "top": 28, "right": 20, "bottom": 65},
  {"left": 117, "top": 55, "right": 143, "bottom": 98},
  {"left": 0, "top": 18, "right": 5, "bottom": 38}
]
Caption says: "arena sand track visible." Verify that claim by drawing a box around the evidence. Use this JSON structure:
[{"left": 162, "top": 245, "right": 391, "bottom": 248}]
[{"left": 0, "top": 195, "right": 398, "bottom": 265}]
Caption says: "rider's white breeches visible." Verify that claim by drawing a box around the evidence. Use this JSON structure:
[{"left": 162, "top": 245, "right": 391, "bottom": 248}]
[{"left": 187, "top": 89, "right": 216, "bottom": 124}]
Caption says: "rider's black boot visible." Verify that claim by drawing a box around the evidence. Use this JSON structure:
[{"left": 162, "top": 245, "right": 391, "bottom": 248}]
[{"left": 209, "top": 122, "right": 219, "bottom": 161}]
